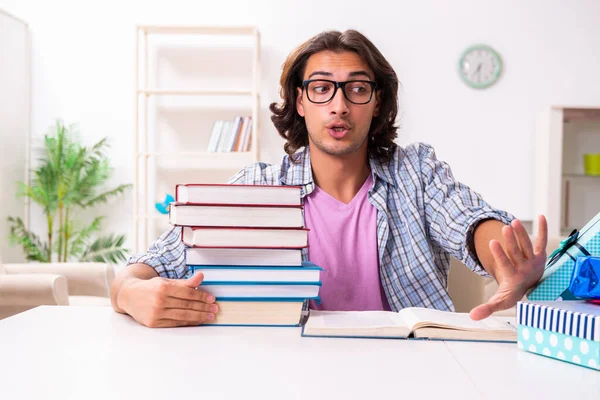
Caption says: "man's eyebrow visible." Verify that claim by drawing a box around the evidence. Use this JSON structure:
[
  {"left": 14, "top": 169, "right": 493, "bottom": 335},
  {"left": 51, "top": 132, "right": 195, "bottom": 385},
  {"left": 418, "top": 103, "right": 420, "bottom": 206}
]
[
  {"left": 306, "top": 70, "right": 373, "bottom": 80},
  {"left": 307, "top": 71, "right": 332, "bottom": 79},
  {"left": 348, "top": 70, "right": 372, "bottom": 79}
]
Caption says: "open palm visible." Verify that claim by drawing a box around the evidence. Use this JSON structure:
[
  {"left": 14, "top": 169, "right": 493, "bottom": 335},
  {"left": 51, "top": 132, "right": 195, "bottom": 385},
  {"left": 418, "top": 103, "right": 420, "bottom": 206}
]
[{"left": 470, "top": 215, "right": 548, "bottom": 320}]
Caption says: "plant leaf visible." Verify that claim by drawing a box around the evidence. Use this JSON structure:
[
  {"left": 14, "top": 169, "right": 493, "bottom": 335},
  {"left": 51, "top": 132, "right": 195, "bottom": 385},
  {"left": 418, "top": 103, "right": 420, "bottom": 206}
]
[
  {"left": 79, "top": 234, "right": 129, "bottom": 264},
  {"left": 7, "top": 216, "right": 49, "bottom": 262},
  {"left": 68, "top": 216, "right": 104, "bottom": 258}
]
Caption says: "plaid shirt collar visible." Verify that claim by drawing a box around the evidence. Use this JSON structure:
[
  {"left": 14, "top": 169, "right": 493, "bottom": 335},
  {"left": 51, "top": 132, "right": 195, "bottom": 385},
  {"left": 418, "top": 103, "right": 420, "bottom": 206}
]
[{"left": 279, "top": 146, "right": 398, "bottom": 195}]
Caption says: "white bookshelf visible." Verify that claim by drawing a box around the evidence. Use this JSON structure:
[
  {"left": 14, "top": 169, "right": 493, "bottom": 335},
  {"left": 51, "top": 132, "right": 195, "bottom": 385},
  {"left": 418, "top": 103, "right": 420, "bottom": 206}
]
[
  {"left": 133, "top": 25, "right": 261, "bottom": 252},
  {"left": 0, "top": 10, "right": 30, "bottom": 263},
  {"left": 534, "top": 107, "right": 600, "bottom": 237}
]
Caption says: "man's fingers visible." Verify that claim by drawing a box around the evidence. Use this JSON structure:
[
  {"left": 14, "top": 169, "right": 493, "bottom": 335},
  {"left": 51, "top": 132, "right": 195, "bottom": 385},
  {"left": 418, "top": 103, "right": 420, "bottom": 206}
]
[
  {"left": 469, "top": 303, "right": 494, "bottom": 321},
  {"left": 171, "top": 272, "right": 205, "bottom": 288},
  {"left": 162, "top": 308, "right": 215, "bottom": 324},
  {"left": 165, "top": 272, "right": 216, "bottom": 303},
  {"left": 168, "top": 285, "right": 215, "bottom": 303},
  {"left": 148, "top": 319, "right": 201, "bottom": 328},
  {"left": 502, "top": 225, "right": 523, "bottom": 266},
  {"left": 511, "top": 219, "right": 533, "bottom": 260},
  {"left": 534, "top": 214, "right": 548, "bottom": 256},
  {"left": 470, "top": 294, "right": 505, "bottom": 321},
  {"left": 489, "top": 239, "right": 512, "bottom": 270},
  {"left": 162, "top": 297, "right": 219, "bottom": 313},
  {"left": 160, "top": 280, "right": 216, "bottom": 304}
]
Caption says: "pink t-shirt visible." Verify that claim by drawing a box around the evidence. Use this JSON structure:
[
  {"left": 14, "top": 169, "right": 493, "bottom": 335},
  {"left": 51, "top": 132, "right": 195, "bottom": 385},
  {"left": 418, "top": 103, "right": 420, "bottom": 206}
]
[{"left": 304, "top": 174, "right": 391, "bottom": 311}]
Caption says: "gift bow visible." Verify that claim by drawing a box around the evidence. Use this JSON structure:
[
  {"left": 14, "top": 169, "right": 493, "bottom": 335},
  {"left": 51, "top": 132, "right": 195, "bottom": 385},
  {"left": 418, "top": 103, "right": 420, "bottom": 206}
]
[{"left": 547, "top": 229, "right": 591, "bottom": 268}]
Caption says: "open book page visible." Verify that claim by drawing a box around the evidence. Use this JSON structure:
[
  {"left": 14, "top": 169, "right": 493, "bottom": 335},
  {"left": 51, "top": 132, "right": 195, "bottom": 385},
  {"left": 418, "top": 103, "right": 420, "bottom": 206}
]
[
  {"left": 302, "top": 310, "right": 410, "bottom": 338},
  {"left": 397, "top": 307, "right": 516, "bottom": 341},
  {"left": 397, "top": 307, "right": 514, "bottom": 332}
]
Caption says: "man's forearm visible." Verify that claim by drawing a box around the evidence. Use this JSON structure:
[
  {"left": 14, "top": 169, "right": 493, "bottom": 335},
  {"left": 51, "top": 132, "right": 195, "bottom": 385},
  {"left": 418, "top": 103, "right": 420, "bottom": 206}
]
[
  {"left": 473, "top": 219, "right": 508, "bottom": 280},
  {"left": 110, "top": 263, "right": 159, "bottom": 314}
]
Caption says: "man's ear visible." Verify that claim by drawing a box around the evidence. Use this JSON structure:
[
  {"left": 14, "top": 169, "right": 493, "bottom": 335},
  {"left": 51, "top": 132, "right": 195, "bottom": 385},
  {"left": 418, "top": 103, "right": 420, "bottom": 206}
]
[
  {"left": 296, "top": 87, "right": 305, "bottom": 117},
  {"left": 373, "top": 89, "right": 382, "bottom": 117}
]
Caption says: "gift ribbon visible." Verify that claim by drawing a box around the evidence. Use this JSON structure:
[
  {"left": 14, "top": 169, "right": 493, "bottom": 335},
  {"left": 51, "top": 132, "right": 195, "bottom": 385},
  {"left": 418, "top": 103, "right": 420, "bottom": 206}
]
[{"left": 547, "top": 229, "right": 591, "bottom": 268}]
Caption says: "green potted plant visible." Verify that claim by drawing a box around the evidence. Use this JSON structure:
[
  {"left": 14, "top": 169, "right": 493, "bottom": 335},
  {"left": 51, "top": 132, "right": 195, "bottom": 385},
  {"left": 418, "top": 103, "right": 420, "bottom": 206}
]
[{"left": 8, "top": 120, "right": 131, "bottom": 263}]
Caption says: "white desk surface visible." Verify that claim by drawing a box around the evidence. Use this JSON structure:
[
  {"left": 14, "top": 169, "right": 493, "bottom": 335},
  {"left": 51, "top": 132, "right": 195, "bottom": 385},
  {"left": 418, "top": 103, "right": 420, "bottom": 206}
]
[{"left": 0, "top": 306, "right": 597, "bottom": 400}]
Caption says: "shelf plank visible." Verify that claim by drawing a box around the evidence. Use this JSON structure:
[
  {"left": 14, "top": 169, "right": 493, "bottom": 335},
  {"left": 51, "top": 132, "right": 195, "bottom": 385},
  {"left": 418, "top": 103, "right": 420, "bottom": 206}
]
[
  {"left": 138, "top": 89, "right": 254, "bottom": 96},
  {"left": 137, "top": 151, "right": 253, "bottom": 158},
  {"left": 136, "top": 151, "right": 256, "bottom": 170},
  {"left": 562, "top": 108, "right": 600, "bottom": 122},
  {"left": 562, "top": 173, "right": 600, "bottom": 178},
  {"left": 138, "top": 25, "right": 257, "bottom": 36}
]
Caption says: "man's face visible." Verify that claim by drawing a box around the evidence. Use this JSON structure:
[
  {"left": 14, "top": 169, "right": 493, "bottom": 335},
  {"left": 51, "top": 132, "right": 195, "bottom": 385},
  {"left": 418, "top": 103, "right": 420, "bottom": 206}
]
[{"left": 296, "top": 50, "right": 380, "bottom": 157}]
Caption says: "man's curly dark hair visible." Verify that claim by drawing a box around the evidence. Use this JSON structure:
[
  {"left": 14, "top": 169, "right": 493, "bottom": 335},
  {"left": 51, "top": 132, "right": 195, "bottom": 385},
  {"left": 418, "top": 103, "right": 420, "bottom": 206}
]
[{"left": 269, "top": 29, "right": 400, "bottom": 163}]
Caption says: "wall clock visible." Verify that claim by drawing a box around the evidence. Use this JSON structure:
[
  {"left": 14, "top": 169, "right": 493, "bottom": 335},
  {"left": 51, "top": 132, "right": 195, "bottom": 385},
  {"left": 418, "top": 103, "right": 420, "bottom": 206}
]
[{"left": 458, "top": 44, "right": 502, "bottom": 89}]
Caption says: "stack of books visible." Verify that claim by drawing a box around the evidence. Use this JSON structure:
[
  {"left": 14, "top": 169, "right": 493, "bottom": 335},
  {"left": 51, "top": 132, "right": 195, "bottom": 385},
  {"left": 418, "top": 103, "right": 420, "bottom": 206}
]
[
  {"left": 170, "top": 183, "right": 321, "bottom": 326},
  {"left": 517, "top": 300, "right": 600, "bottom": 370}
]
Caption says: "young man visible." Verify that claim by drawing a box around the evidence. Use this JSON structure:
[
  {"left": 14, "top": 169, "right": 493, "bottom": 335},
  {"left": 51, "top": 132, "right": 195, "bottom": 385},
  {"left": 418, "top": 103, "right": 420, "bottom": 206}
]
[{"left": 111, "top": 30, "right": 548, "bottom": 328}]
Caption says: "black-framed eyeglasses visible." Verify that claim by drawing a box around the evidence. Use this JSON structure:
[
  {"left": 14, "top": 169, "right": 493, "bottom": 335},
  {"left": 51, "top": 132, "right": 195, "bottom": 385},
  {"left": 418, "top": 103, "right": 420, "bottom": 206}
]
[{"left": 302, "top": 79, "right": 377, "bottom": 105}]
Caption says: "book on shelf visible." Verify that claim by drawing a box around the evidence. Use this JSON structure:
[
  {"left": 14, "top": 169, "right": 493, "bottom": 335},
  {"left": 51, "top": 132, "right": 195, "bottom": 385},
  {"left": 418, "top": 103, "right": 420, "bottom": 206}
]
[
  {"left": 200, "top": 281, "right": 321, "bottom": 299},
  {"left": 301, "top": 308, "right": 517, "bottom": 342},
  {"left": 208, "top": 298, "right": 307, "bottom": 326},
  {"left": 181, "top": 226, "right": 308, "bottom": 248},
  {"left": 176, "top": 184, "right": 302, "bottom": 206},
  {"left": 238, "top": 116, "right": 252, "bottom": 152},
  {"left": 189, "top": 261, "right": 322, "bottom": 283},
  {"left": 185, "top": 247, "right": 304, "bottom": 267},
  {"left": 206, "top": 116, "right": 252, "bottom": 153},
  {"left": 169, "top": 203, "right": 304, "bottom": 228},
  {"left": 207, "top": 120, "right": 223, "bottom": 152}
]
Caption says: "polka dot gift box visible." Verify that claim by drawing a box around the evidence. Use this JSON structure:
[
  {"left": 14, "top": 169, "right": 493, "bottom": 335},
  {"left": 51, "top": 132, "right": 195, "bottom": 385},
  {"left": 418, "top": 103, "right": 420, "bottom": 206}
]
[
  {"left": 528, "top": 212, "right": 600, "bottom": 301},
  {"left": 517, "top": 301, "right": 600, "bottom": 370}
]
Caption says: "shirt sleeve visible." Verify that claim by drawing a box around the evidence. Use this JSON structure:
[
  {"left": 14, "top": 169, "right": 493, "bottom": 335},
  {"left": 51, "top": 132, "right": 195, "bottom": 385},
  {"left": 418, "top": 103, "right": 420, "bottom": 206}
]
[
  {"left": 127, "top": 226, "right": 188, "bottom": 279},
  {"left": 418, "top": 143, "right": 516, "bottom": 276}
]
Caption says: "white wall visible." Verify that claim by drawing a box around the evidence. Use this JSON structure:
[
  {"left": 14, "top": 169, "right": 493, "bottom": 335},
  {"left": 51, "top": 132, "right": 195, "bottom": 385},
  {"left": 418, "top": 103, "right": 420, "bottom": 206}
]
[{"left": 1, "top": 0, "right": 599, "bottom": 253}]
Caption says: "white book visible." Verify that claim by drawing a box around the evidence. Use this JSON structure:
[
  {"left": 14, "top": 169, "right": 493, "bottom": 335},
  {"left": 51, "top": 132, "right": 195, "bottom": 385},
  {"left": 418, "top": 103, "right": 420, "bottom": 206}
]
[
  {"left": 302, "top": 308, "right": 517, "bottom": 342},
  {"left": 169, "top": 203, "right": 304, "bottom": 228},
  {"left": 182, "top": 226, "right": 308, "bottom": 248},
  {"left": 206, "top": 120, "right": 223, "bottom": 152},
  {"left": 227, "top": 116, "right": 242, "bottom": 152},
  {"left": 208, "top": 300, "right": 305, "bottom": 326},
  {"left": 185, "top": 247, "right": 303, "bottom": 267},
  {"left": 176, "top": 184, "right": 302, "bottom": 206},
  {"left": 217, "top": 120, "right": 231, "bottom": 152}
]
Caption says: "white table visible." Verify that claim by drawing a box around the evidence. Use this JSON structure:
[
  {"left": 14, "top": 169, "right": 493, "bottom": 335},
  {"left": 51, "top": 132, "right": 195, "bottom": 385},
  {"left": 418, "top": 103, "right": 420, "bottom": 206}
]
[{"left": 0, "top": 307, "right": 597, "bottom": 400}]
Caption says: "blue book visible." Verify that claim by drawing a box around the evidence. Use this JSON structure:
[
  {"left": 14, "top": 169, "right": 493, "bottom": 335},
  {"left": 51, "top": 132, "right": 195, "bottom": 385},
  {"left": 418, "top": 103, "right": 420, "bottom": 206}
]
[
  {"left": 201, "top": 281, "right": 321, "bottom": 299},
  {"left": 189, "top": 261, "right": 322, "bottom": 283}
]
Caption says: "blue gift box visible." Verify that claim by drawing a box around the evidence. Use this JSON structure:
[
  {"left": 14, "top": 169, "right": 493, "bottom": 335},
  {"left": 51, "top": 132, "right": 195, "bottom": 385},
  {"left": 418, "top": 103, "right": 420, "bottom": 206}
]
[
  {"left": 517, "top": 301, "right": 600, "bottom": 370},
  {"left": 528, "top": 212, "right": 600, "bottom": 301},
  {"left": 569, "top": 256, "right": 600, "bottom": 299}
]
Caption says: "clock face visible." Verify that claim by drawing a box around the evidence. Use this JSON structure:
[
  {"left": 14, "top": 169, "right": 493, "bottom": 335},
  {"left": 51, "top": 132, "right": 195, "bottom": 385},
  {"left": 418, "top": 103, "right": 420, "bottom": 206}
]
[{"left": 459, "top": 45, "right": 502, "bottom": 89}]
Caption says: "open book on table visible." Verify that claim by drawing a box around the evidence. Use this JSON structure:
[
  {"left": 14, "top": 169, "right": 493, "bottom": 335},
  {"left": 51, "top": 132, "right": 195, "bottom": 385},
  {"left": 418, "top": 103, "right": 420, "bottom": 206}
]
[{"left": 302, "top": 308, "right": 517, "bottom": 342}]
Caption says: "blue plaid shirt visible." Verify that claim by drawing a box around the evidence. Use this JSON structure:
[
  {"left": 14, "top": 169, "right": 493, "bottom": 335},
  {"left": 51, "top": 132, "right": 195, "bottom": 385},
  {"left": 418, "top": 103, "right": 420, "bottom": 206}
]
[{"left": 128, "top": 143, "right": 514, "bottom": 311}]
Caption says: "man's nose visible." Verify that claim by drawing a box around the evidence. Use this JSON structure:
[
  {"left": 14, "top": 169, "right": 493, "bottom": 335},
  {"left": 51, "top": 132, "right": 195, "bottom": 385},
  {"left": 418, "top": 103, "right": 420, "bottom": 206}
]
[{"left": 329, "top": 87, "right": 350, "bottom": 116}]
